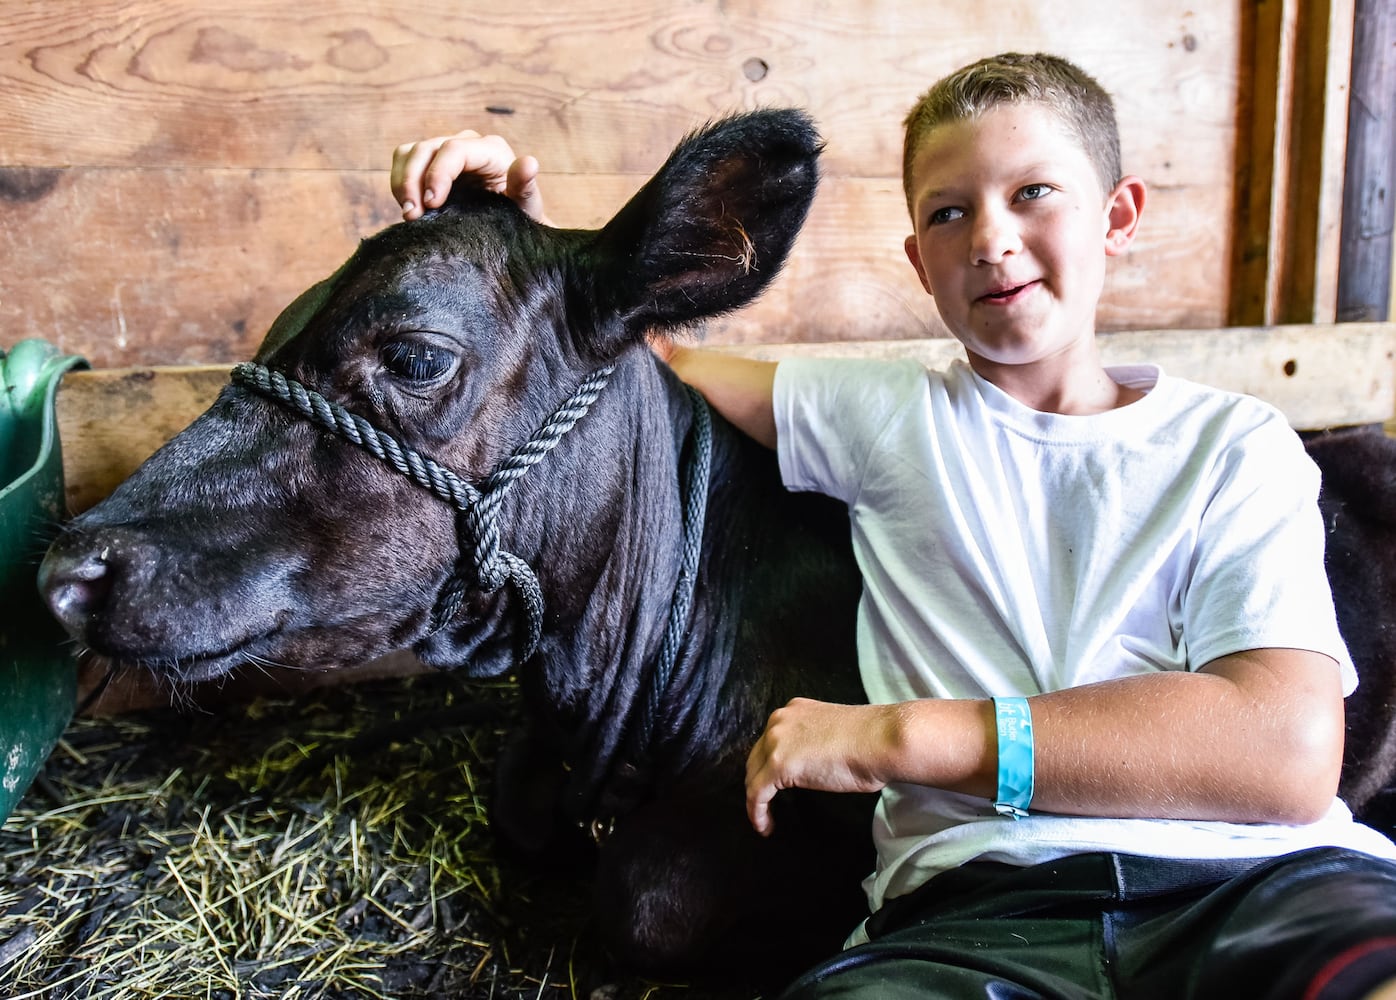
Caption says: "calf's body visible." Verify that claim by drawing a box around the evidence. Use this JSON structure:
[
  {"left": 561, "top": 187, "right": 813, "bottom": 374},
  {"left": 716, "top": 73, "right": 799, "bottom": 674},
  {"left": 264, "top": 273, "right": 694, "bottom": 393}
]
[{"left": 40, "top": 110, "right": 874, "bottom": 982}]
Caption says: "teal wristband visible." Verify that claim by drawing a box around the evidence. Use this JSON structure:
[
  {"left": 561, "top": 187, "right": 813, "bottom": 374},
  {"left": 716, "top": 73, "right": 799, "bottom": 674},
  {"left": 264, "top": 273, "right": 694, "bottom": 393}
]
[{"left": 992, "top": 697, "right": 1034, "bottom": 819}]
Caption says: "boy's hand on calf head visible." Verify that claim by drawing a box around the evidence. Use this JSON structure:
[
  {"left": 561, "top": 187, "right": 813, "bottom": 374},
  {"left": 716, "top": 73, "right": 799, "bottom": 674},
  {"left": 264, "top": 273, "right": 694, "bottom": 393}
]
[{"left": 391, "top": 129, "right": 550, "bottom": 224}]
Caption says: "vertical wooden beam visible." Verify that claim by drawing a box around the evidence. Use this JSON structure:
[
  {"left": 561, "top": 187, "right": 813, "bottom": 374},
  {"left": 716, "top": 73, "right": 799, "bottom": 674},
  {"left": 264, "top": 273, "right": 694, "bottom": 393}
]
[
  {"left": 1338, "top": 0, "right": 1396, "bottom": 322},
  {"left": 1229, "top": 0, "right": 1288, "bottom": 327},
  {"left": 1283, "top": 0, "right": 1356, "bottom": 322},
  {"left": 1230, "top": 0, "right": 1355, "bottom": 326}
]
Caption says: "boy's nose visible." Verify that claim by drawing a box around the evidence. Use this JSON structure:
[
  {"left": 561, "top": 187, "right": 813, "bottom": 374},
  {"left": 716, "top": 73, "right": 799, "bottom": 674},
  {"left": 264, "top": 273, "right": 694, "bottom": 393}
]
[{"left": 971, "top": 210, "right": 1022, "bottom": 264}]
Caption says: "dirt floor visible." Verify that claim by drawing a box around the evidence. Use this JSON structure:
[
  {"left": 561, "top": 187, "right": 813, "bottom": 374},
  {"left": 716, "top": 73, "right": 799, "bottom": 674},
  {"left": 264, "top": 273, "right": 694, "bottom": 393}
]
[{"left": 0, "top": 672, "right": 763, "bottom": 1000}]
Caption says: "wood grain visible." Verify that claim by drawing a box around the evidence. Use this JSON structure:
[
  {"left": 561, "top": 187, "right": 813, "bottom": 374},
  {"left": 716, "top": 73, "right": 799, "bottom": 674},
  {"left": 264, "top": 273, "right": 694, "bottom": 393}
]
[
  {"left": 2, "top": 1, "right": 1238, "bottom": 179},
  {"left": 1277, "top": 0, "right": 1353, "bottom": 324},
  {"left": 1230, "top": 0, "right": 1355, "bottom": 325},
  {"left": 1338, "top": 0, "right": 1396, "bottom": 322},
  {"left": 1, "top": 166, "right": 1231, "bottom": 369},
  {"left": 1, "top": 1, "right": 1250, "bottom": 368}
]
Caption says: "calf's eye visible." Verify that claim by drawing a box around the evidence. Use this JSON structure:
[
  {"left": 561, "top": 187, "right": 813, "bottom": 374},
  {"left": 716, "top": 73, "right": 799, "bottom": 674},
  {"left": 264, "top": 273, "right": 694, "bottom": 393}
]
[{"left": 380, "top": 339, "right": 455, "bottom": 382}]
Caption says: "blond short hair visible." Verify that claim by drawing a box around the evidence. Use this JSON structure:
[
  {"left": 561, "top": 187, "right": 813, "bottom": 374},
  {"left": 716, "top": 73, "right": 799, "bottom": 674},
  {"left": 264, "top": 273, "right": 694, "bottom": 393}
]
[{"left": 902, "top": 52, "right": 1122, "bottom": 216}]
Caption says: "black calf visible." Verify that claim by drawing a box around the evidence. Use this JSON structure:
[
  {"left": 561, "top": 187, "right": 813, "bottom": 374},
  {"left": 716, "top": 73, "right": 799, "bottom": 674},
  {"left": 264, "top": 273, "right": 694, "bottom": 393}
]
[{"left": 40, "top": 110, "right": 873, "bottom": 984}]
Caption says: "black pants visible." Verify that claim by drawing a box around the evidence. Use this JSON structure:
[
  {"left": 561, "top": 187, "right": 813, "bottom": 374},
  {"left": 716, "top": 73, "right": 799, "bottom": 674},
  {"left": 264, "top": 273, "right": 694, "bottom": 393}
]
[{"left": 778, "top": 849, "right": 1396, "bottom": 1000}]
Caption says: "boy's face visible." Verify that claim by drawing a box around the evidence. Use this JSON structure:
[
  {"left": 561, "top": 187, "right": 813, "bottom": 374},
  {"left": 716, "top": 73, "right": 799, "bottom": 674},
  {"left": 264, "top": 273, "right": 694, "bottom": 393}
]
[{"left": 902, "top": 102, "right": 1138, "bottom": 373}]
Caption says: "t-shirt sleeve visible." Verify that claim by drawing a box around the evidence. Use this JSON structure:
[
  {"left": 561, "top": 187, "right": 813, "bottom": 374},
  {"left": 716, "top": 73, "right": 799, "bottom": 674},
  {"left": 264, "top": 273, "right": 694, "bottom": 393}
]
[
  {"left": 1183, "top": 404, "right": 1357, "bottom": 691},
  {"left": 774, "top": 356, "right": 928, "bottom": 504}
]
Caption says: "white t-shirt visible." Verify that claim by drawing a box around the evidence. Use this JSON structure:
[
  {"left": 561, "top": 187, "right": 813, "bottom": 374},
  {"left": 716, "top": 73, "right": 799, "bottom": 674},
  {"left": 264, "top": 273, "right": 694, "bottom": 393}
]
[{"left": 774, "top": 357, "right": 1396, "bottom": 923}]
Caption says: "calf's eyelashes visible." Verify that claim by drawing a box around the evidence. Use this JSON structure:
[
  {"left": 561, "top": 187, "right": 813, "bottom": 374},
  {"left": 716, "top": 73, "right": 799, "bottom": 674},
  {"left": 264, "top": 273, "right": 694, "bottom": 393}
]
[{"left": 379, "top": 337, "right": 457, "bottom": 383}]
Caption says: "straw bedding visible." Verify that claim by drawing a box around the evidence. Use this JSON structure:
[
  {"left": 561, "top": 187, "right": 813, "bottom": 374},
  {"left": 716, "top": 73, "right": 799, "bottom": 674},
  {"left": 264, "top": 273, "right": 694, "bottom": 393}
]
[{"left": 0, "top": 673, "right": 757, "bottom": 1000}]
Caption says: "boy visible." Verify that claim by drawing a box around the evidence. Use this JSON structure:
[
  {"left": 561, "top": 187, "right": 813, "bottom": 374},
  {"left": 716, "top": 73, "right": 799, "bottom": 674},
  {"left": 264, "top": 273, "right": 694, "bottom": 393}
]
[{"left": 393, "top": 53, "right": 1396, "bottom": 998}]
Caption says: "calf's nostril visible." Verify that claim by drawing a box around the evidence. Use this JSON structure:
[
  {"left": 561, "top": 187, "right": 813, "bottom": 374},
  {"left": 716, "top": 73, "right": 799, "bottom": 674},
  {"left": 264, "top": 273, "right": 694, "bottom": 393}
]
[
  {"left": 72, "top": 549, "right": 110, "bottom": 582},
  {"left": 39, "top": 550, "right": 115, "bottom": 629}
]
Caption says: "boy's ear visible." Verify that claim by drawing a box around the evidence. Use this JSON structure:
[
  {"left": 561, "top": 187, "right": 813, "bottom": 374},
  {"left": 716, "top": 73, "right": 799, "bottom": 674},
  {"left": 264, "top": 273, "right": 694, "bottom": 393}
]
[
  {"left": 904, "top": 234, "right": 932, "bottom": 295},
  {"left": 1104, "top": 175, "right": 1147, "bottom": 256}
]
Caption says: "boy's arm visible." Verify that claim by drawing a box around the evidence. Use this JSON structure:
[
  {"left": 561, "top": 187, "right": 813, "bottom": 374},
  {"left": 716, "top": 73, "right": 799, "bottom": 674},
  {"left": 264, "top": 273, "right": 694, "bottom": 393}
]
[
  {"left": 665, "top": 345, "right": 779, "bottom": 450},
  {"left": 745, "top": 645, "right": 1345, "bottom": 835}
]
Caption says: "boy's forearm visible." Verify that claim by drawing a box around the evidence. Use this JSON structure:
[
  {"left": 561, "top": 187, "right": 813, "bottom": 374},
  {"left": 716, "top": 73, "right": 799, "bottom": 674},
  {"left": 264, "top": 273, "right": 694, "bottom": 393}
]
[
  {"left": 748, "top": 647, "right": 1344, "bottom": 835},
  {"left": 666, "top": 346, "right": 779, "bottom": 449},
  {"left": 885, "top": 647, "right": 1344, "bottom": 825}
]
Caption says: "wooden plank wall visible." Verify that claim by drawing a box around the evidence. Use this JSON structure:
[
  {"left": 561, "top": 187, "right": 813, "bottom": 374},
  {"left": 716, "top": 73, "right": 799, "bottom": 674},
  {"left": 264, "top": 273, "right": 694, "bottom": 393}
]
[
  {"left": 1229, "top": 0, "right": 1355, "bottom": 326},
  {"left": 0, "top": 2, "right": 1353, "bottom": 369}
]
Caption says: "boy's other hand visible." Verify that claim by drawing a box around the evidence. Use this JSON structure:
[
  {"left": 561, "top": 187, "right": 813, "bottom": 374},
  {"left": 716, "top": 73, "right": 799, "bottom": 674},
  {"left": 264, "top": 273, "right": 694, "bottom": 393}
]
[
  {"left": 391, "top": 129, "right": 550, "bottom": 224},
  {"left": 745, "top": 698, "right": 894, "bottom": 836}
]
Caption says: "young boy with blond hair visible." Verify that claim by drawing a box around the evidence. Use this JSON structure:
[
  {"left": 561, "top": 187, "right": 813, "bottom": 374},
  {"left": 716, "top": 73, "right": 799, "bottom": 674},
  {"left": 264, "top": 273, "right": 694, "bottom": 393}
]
[{"left": 393, "top": 52, "right": 1396, "bottom": 998}]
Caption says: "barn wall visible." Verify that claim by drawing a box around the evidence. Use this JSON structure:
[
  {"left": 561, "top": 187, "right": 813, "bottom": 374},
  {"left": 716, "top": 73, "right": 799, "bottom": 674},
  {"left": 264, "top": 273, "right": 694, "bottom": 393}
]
[{"left": 0, "top": 1, "right": 1352, "bottom": 368}]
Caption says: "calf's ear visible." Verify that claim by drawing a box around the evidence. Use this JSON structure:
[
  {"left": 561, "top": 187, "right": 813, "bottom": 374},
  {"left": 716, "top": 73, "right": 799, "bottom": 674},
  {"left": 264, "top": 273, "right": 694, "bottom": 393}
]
[
  {"left": 581, "top": 108, "right": 822, "bottom": 350},
  {"left": 253, "top": 260, "right": 351, "bottom": 363}
]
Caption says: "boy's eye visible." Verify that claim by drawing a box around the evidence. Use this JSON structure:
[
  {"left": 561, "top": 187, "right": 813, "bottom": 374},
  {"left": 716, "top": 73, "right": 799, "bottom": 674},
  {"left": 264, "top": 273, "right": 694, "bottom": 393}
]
[
  {"left": 1018, "top": 184, "right": 1051, "bottom": 202},
  {"left": 928, "top": 206, "right": 963, "bottom": 226}
]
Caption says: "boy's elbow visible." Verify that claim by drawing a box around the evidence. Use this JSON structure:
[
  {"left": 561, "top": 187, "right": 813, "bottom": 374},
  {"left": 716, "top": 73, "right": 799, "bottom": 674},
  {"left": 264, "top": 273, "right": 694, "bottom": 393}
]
[
  {"left": 1206, "top": 649, "right": 1344, "bottom": 826},
  {"left": 1271, "top": 784, "right": 1339, "bottom": 828},
  {"left": 1261, "top": 710, "right": 1344, "bottom": 826},
  {"left": 1268, "top": 780, "right": 1338, "bottom": 828}
]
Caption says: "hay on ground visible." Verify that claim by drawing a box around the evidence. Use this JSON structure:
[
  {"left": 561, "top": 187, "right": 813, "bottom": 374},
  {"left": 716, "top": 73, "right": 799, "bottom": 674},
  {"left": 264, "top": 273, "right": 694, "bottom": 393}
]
[{"left": 0, "top": 673, "right": 756, "bottom": 1000}]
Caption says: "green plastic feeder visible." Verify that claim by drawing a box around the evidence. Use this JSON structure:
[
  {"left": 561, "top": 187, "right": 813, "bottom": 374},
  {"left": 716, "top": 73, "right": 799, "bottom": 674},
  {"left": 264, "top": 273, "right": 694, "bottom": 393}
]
[{"left": 0, "top": 339, "right": 87, "bottom": 823}]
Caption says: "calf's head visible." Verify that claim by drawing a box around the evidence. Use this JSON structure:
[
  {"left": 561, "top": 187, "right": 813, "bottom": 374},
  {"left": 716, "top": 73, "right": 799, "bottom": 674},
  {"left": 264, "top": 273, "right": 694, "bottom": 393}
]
[{"left": 41, "top": 109, "right": 821, "bottom": 684}]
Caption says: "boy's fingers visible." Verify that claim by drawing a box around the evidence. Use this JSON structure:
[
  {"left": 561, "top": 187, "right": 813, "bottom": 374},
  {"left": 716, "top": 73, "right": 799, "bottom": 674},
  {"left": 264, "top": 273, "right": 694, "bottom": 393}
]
[
  {"left": 392, "top": 130, "right": 502, "bottom": 218},
  {"left": 745, "top": 740, "right": 778, "bottom": 836},
  {"left": 418, "top": 138, "right": 479, "bottom": 212},
  {"left": 505, "top": 155, "right": 549, "bottom": 223},
  {"left": 391, "top": 131, "right": 542, "bottom": 223},
  {"left": 746, "top": 778, "right": 772, "bottom": 836},
  {"left": 392, "top": 138, "right": 449, "bottom": 219},
  {"left": 416, "top": 133, "right": 519, "bottom": 211},
  {"left": 390, "top": 141, "right": 417, "bottom": 211},
  {"left": 390, "top": 143, "right": 412, "bottom": 200}
]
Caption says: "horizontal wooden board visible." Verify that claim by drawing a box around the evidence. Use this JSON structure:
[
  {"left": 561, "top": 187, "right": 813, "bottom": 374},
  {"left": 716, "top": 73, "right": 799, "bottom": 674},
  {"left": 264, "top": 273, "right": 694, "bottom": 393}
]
[
  {"left": 57, "top": 365, "right": 233, "bottom": 514},
  {"left": 3, "top": 167, "right": 1229, "bottom": 369},
  {"left": 55, "top": 322, "right": 1396, "bottom": 517},
  {"left": 718, "top": 322, "right": 1396, "bottom": 432}
]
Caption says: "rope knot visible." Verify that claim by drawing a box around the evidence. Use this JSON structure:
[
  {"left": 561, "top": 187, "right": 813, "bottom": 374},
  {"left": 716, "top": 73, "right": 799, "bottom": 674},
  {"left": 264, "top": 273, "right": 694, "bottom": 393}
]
[{"left": 470, "top": 548, "right": 508, "bottom": 593}]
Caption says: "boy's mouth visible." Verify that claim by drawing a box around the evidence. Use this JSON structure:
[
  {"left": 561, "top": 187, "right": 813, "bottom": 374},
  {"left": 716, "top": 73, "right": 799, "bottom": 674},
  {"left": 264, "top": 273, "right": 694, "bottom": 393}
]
[{"left": 978, "top": 280, "right": 1036, "bottom": 303}]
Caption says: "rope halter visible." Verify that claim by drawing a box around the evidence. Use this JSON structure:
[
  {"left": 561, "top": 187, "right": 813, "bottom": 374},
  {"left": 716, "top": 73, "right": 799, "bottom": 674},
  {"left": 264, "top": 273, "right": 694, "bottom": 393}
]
[{"left": 229, "top": 361, "right": 615, "bottom": 666}]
